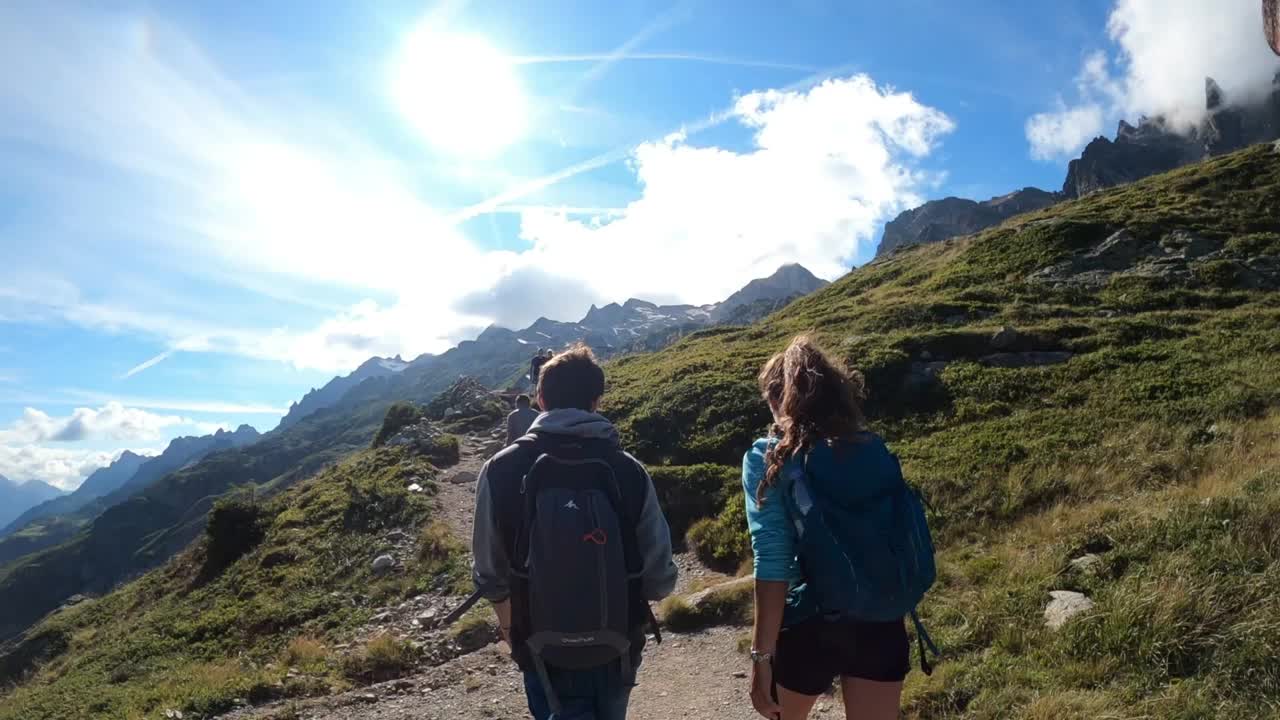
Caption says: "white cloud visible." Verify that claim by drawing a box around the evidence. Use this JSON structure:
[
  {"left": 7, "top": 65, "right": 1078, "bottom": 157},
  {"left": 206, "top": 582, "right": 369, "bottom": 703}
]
[
  {"left": 0, "top": 8, "right": 952, "bottom": 373},
  {"left": 507, "top": 76, "right": 954, "bottom": 306},
  {"left": 58, "top": 390, "right": 285, "bottom": 416},
  {"left": 0, "top": 445, "right": 157, "bottom": 492},
  {"left": 1027, "top": 103, "right": 1106, "bottom": 161},
  {"left": 0, "top": 402, "right": 198, "bottom": 444},
  {"left": 1027, "top": 0, "right": 1280, "bottom": 159},
  {"left": 1107, "top": 0, "right": 1279, "bottom": 127}
]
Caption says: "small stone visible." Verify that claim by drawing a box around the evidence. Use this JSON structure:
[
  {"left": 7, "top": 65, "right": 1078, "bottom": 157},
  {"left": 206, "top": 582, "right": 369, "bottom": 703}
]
[
  {"left": 407, "top": 483, "right": 424, "bottom": 493},
  {"left": 372, "top": 554, "right": 396, "bottom": 573},
  {"left": 356, "top": 693, "right": 379, "bottom": 703},
  {"left": 1045, "top": 590, "right": 1095, "bottom": 630},
  {"left": 448, "top": 470, "right": 478, "bottom": 485},
  {"left": 1069, "top": 554, "right": 1103, "bottom": 573},
  {"left": 733, "top": 670, "right": 747, "bottom": 679}
]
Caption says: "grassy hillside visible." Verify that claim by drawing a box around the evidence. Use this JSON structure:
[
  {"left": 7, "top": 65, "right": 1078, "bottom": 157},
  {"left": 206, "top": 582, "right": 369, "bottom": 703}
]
[
  {"left": 600, "top": 144, "right": 1280, "bottom": 716},
  {"left": 0, "top": 444, "right": 464, "bottom": 720},
  {"left": 0, "top": 398, "right": 394, "bottom": 642}
]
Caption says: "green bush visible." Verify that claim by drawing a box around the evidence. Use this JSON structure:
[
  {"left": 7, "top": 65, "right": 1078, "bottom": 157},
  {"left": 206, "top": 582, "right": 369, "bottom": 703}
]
[
  {"left": 341, "top": 634, "right": 418, "bottom": 684},
  {"left": 660, "top": 580, "right": 753, "bottom": 632},
  {"left": 422, "top": 434, "right": 461, "bottom": 467},
  {"left": 372, "top": 402, "right": 422, "bottom": 448},
  {"left": 686, "top": 499, "right": 750, "bottom": 571},
  {"left": 202, "top": 495, "right": 267, "bottom": 578},
  {"left": 647, "top": 464, "right": 739, "bottom": 547}
]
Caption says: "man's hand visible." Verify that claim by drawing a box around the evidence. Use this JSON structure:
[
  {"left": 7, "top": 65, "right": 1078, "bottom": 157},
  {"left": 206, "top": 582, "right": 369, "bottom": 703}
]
[{"left": 749, "top": 660, "right": 782, "bottom": 719}]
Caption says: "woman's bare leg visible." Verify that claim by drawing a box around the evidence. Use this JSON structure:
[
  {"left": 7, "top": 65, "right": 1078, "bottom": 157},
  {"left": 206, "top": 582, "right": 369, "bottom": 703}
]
[
  {"left": 776, "top": 684, "right": 822, "bottom": 720},
  {"left": 839, "top": 677, "right": 903, "bottom": 720}
]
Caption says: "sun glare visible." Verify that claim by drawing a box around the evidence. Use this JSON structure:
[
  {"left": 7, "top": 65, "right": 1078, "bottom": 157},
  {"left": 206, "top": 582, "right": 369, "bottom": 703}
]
[{"left": 391, "top": 26, "right": 528, "bottom": 156}]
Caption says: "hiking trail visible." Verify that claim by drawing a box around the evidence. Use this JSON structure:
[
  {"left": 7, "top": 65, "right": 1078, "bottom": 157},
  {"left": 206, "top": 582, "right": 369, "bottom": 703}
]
[{"left": 223, "top": 428, "right": 793, "bottom": 720}]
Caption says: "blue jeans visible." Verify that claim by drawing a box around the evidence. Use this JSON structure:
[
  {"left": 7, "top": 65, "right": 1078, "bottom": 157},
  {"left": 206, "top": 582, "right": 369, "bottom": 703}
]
[{"left": 523, "top": 660, "right": 637, "bottom": 720}]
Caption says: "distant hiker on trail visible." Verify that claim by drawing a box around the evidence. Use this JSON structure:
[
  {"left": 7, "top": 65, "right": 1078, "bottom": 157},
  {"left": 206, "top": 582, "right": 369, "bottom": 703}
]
[
  {"left": 473, "top": 345, "right": 678, "bottom": 720},
  {"left": 529, "top": 348, "right": 552, "bottom": 387},
  {"left": 741, "top": 335, "right": 937, "bottom": 720},
  {"left": 506, "top": 394, "right": 540, "bottom": 444}
]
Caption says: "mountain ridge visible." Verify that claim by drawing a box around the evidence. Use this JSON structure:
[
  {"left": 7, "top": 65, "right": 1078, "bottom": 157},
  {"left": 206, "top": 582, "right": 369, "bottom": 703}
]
[
  {"left": 277, "top": 264, "right": 827, "bottom": 430},
  {"left": 877, "top": 71, "right": 1280, "bottom": 258},
  {"left": 0, "top": 425, "right": 261, "bottom": 569},
  {"left": 0, "top": 477, "right": 63, "bottom": 532}
]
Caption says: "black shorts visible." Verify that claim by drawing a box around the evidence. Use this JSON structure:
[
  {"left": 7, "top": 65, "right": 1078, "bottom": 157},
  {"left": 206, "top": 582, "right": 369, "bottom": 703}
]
[{"left": 774, "top": 615, "right": 910, "bottom": 696}]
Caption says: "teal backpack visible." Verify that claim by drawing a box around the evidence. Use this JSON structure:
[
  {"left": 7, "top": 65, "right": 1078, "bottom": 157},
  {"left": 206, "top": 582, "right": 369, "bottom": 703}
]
[{"left": 779, "top": 436, "right": 941, "bottom": 673}]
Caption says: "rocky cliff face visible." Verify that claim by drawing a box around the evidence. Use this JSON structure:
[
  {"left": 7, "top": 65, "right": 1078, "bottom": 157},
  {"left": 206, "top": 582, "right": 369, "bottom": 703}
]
[
  {"left": 1064, "top": 74, "right": 1280, "bottom": 198},
  {"left": 878, "top": 188, "right": 1061, "bottom": 257},
  {"left": 879, "top": 72, "right": 1280, "bottom": 256}
]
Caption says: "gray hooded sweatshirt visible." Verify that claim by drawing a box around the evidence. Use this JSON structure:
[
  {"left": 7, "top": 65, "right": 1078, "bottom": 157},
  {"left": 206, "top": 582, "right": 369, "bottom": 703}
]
[{"left": 471, "top": 408, "right": 678, "bottom": 603}]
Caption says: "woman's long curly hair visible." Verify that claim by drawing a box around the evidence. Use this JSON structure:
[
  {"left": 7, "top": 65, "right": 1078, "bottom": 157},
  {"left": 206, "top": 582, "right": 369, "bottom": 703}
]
[{"left": 757, "top": 335, "right": 867, "bottom": 502}]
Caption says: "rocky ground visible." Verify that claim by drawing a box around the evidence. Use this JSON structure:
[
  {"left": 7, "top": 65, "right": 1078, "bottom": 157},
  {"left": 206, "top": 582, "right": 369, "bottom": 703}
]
[{"left": 225, "top": 420, "right": 768, "bottom": 720}]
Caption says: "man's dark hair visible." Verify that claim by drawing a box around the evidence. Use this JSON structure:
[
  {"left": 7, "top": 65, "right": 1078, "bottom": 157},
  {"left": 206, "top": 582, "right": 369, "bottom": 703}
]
[
  {"left": 515, "top": 394, "right": 531, "bottom": 408},
  {"left": 537, "top": 345, "right": 605, "bottom": 411}
]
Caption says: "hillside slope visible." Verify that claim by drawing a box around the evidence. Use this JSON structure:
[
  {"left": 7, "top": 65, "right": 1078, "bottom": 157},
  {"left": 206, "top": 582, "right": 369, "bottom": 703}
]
[
  {"left": 598, "top": 144, "right": 1280, "bottom": 716},
  {"left": 0, "top": 411, "right": 370, "bottom": 642},
  {"left": 0, "top": 145, "right": 1276, "bottom": 719}
]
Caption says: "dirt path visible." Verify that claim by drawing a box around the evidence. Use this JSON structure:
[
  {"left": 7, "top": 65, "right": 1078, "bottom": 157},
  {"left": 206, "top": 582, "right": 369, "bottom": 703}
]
[
  {"left": 432, "top": 430, "right": 498, "bottom": 546},
  {"left": 229, "top": 426, "right": 790, "bottom": 720},
  {"left": 227, "top": 625, "right": 844, "bottom": 720}
]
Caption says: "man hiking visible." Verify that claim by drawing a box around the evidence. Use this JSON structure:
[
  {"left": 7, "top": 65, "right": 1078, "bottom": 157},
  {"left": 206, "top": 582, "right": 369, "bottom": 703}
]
[
  {"left": 529, "top": 348, "right": 552, "bottom": 387},
  {"left": 506, "top": 394, "right": 540, "bottom": 444},
  {"left": 473, "top": 345, "right": 678, "bottom": 719}
]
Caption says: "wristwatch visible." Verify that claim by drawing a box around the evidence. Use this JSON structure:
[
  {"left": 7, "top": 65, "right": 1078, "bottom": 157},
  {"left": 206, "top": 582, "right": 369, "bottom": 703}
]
[{"left": 749, "top": 649, "right": 774, "bottom": 664}]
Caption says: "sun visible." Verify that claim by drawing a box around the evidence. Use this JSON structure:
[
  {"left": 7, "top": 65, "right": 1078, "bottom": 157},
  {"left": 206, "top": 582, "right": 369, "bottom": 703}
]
[{"left": 391, "top": 26, "right": 528, "bottom": 156}]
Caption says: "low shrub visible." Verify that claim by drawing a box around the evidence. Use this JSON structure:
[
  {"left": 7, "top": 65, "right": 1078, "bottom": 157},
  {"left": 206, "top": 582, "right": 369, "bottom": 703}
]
[
  {"left": 686, "top": 499, "right": 750, "bottom": 571},
  {"left": 422, "top": 434, "right": 461, "bottom": 468},
  {"left": 202, "top": 495, "right": 267, "bottom": 579},
  {"left": 660, "top": 580, "right": 753, "bottom": 632},
  {"left": 372, "top": 402, "right": 423, "bottom": 448},
  {"left": 341, "top": 634, "right": 417, "bottom": 684},
  {"left": 281, "top": 636, "right": 330, "bottom": 673},
  {"left": 647, "top": 464, "right": 739, "bottom": 547}
]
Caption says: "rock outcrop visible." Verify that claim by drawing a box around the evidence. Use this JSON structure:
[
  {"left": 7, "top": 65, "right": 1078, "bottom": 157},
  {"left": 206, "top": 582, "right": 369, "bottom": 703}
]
[
  {"left": 877, "top": 188, "right": 1061, "bottom": 257},
  {"left": 878, "top": 72, "right": 1280, "bottom": 256}
]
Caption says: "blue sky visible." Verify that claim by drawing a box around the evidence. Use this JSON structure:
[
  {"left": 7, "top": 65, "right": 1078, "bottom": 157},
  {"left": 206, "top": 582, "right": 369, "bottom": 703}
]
[{"left": 1, "top": 0, "right": 1275, "bottom": 489}]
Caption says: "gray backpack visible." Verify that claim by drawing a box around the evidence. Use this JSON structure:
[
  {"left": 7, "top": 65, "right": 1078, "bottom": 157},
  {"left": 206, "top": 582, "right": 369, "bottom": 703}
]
[{"left": 513, "top": 443, "right": 636, "bottom": 714}]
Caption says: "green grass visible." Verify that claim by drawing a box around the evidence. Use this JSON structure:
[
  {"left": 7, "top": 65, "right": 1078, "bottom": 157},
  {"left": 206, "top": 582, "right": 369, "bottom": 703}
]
[
  {"left": 659, "top": 580, "right": 754, "bottom": 632},
  {"left": 2, "top": 145, "right": 1278, "bottom": 719},
  {"left": 598, "top": 144, "right": 1280, "bottom": 717},
  {"left": 0, "top": 445, "right": 458, "bottom": 720}
]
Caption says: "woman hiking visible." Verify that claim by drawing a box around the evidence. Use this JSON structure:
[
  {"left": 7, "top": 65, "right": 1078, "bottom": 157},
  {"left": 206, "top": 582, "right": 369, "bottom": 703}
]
[{"left": 742, "top": 335, "right": 935, "bottom": 720}]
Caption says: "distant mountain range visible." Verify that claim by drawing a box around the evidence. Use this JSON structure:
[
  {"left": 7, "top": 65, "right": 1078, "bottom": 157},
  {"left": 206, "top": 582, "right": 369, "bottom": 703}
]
[
  {"left": 0, "top": 452, "right": 149, "bottom": 538},
  {"left": 877, "top": 72, "right": 1280, "bottom": 257},
  {"left": 0, "top": 476, "right": 63, "bottom": 532},
  {"left": 275, "top": 263, "right": 828, "bottom": 430},
  {"left": 0, "top": 425, "right": 260, "bottom": 568},
  {"left": 277, "top": 356, "right": 418, "bottom": 430},
  {"left": 0, "top": 263, "right": 827, "bottom": 641}
]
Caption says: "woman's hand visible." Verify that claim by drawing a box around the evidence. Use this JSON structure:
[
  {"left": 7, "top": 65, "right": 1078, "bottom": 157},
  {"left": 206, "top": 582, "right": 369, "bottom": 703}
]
[{"left": 750, "top": 660, "right": 782, "bottom": 719}]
